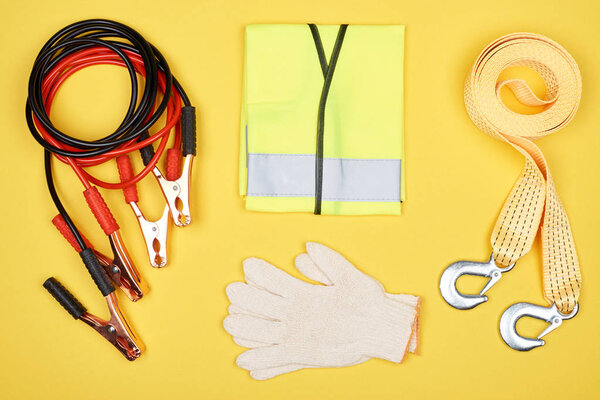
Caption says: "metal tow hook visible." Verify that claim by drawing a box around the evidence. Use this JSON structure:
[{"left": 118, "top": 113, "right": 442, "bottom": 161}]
[
  {"left": 439, "top": 253, "right": 515, "bottom": 310},
  {"left": 499, "top": 302, "right": 578, "bottom": 351}
]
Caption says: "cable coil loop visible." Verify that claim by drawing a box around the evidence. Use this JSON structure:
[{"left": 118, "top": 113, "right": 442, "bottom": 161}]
[{"left": 26, "top": 18, "right": 192, "bottom": 248}]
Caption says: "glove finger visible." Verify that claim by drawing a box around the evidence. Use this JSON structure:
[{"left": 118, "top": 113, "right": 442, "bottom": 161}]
[
  {"left": 250, "top": 356, "right": 370, "bottom": 381},
  {"left": 228, "top": 304, "right": 249, "bottom": 316},
  {"left": 223, "top": 314, "right": 285, "bottom": 344},
  {"left": 228, "top": 307, "right": 277, "bottom": 348},
  {"left": 294, "top": 253, "right": 332, "bottom": 285},
  {"left": 250, "top": 364, "right": 309, "bottom": 380},
  {"left": 305, "top": 242, "right": 361, "bottom": 284},
  {"left": 228, "top": 304, "right": 278, "bottom": 321},
  {"left": 249, "top": 355, "right": 372, "bottom": 380},
  {"left": 226, "top": 282, "right": 287, "bottom": 320},
  {"left": 243, "top": 257, "right": 307, "bottom": 297},
  {"left": 236, "top": 345, "right": 293, "bottom": 370},
  {"left": 233, "top": 336, "right": 268, "bottom": 348}
]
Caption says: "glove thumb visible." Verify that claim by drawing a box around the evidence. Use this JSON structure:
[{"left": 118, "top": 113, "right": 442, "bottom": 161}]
[
  {"left": 294, "top": 253, "right": 333, "bottom": 285},
  {"left": 304, "top": 242, "right": 362, "bottom": 284}
]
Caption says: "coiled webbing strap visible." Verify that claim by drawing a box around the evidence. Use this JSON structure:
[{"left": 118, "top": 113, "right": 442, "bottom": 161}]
[{"left": 464, "top": 32, "right": 582, "bottom": 313}]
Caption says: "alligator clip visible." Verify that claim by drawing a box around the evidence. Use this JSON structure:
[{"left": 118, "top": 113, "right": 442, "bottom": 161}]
[
  {"left": 52, "top": 214, "right": 148, "bottom": 302},
  {"left": 117, "top": 155, "right": 170, "bottom": 267},
  {"left": 152, "top": 151, "right": 193, "bottom": 227},
  {"left": 107, "top": 230, "right": 149, "bottom": 300},
  {"left": 82, "top": 186, "right": 149, "bottom": 301},
  {"left": 43, "top": 255, "right": 144, "bottom": 361},
  {"left": 439, "top": 253, "right": 515, "bottom": 310},
  {"left": 137, "top": 106, "right": 196, "bottom": 227},
  {"left": 500, "top": 302, "right": 579, "bottom": 351}
]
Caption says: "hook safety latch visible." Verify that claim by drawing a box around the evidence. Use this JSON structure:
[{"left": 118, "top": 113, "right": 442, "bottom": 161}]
[
  {"left": 440, "top": 253, "right": 515, "bottom": 310},
  {"left": 499, "top": 302, "right": 578, "bottom": 351}
]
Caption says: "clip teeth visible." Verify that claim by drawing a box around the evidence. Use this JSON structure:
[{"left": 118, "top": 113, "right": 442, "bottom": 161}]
[
  {"left": 94, "top": 321, "right": 143, "bottom": 361},
  {"left": 114, "top": 335, "right": 143, "bottom": 361}
]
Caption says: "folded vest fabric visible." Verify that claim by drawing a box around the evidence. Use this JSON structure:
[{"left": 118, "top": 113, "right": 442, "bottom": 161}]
[{"left": 240, "top": 24, "right": 405, "bottom": 215}]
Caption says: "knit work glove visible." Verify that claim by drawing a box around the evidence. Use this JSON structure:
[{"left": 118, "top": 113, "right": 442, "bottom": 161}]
[
  {"left": 223, "top": 242, "right": 421, "bottom": 380},
  {"left": 227, "top": 248, "right": 421, "bottom": 380}
]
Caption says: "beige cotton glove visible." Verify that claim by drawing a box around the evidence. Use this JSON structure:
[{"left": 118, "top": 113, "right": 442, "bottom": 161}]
[
  {"left": 223, "top": 242, "right": 421, "bottom": 380},
  {"left": 227, "top": 251, "right": 421, "bottom": 380}
]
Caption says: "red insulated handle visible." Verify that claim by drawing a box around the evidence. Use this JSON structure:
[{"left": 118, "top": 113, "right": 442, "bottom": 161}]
[
  {"left": 165, "top": 148, "right": 181, "bottom": 181},
  {"left": 52, "top": 214, "right": 93, "bottom": 252},
  {"left": 116, "top": 155, "right": 139, "bottom": 203},
  {"left": 83, "top": 186, "right": 119, "bottom": 236}
]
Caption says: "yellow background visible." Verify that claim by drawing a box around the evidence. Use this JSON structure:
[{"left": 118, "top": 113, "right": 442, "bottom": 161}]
[{"left": 1, "top": 0, "right": 599, "bottom": 399}]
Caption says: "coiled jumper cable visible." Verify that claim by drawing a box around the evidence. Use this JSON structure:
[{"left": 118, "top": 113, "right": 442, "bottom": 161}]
[{"left": 26, "top": 19, "right": 196, "bottom": 360}]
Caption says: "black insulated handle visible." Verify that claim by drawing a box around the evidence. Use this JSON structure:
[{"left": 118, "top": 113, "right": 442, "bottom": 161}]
[
  {"left": 182, "top": 106, "right": 196, "bottom": 156},
  {"left": 43, "top": 277, "right": 87, "bottom": 320},
  {"left": 80, "top": 248, "right": 115, "bottom": 297},
  {"left": 137, "top": 130, "right": 155, "bottom": 166}
]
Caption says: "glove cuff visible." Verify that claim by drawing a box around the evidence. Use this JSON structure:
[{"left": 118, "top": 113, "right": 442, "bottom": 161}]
[{"left": 363, "top": 295, "right": 419, "bottom": 363}]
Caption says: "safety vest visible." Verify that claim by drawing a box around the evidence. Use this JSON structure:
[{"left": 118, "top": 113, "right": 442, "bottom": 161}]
[{"left": 239, "top": 24, "right": 405, "bottom": 215}]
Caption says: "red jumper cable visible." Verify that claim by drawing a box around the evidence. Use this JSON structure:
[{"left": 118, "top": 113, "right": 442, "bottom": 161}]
[{"left": 27, "top": 19, "right": 196, "bottom": 359}]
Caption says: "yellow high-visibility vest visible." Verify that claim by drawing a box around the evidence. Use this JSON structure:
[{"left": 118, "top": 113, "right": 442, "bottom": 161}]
[{"left": 240, "top": 24, "right": 405, "bottom": 215}]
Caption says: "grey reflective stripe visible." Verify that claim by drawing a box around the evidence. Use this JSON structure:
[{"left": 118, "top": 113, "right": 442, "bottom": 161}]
[{"left": 246, "top": 153, "right": 401, "bottom": 202}]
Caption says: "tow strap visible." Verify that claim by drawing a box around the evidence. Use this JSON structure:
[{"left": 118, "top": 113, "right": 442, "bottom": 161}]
[
  {"left": 441, "top": 32, "right": 582, "bottom": 351},
  {"left": 466, "top": 32, "right": 582, "bottom": 314}
]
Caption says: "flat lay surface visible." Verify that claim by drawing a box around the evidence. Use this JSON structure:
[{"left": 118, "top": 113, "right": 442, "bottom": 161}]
[{"left": 1, "top": 0, "right": 599, "bottom": 399}]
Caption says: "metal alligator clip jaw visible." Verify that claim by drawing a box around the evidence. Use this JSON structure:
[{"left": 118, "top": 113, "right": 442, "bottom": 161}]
[
  {"left": 152, "top": 155, "right": 193, "bottom": 227},
  {"left": 440, "top": 253, "right": 515, "bottom": 310},
  {"left": 130, "top": 203, "right": 169, "bottom": 267},
  {"left": 43, "top": 275, "right": 144, "bottom": 361},
  {"left": 136, "top": 106, "right": 195, "bottom": 227},
  {"left": 116, "top": 155, "right": 170, "bottom": 268},
  {"left": 499, "top": 302, "right": 578, "bottom": 351},
  {"left": 108, "top": 231, "right": 149, "bottom": 301},
  {"left": 80, "top": 291, "right": 145, "bottom": 360},
  {"left": 90, "top": 240, "right": 147, "bottom": 302},
  {"left": 51, "top": 214, "right": 147, "bottom": 302}
]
